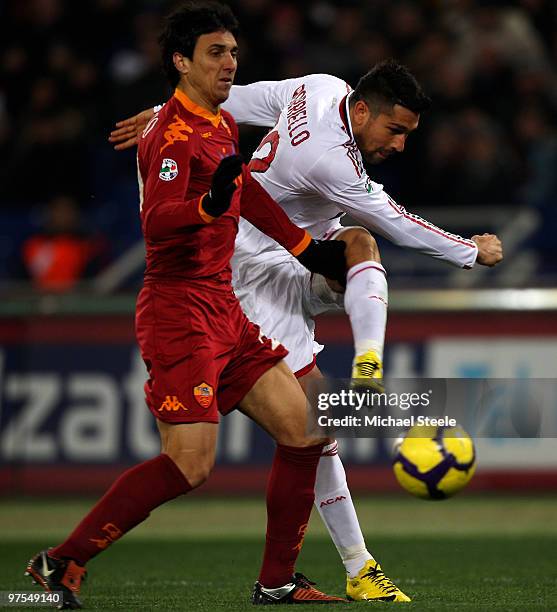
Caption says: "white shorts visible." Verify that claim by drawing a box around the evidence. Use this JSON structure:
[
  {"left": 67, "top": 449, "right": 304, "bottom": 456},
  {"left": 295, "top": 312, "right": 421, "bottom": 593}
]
[{"left": 232, "top": 227, "right": 347, "bottom": 375}]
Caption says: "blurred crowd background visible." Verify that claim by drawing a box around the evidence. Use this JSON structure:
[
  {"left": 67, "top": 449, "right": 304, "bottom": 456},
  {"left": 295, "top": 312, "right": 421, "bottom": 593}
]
[{"left": 1, "top": 0, "right": 556, "bottom": 291}]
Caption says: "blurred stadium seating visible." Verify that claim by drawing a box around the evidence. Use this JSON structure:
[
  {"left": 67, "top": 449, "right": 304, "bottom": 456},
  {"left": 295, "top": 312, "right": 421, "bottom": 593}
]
[{"left": 1, "top": 0, "right": 556, "bottom": 288}]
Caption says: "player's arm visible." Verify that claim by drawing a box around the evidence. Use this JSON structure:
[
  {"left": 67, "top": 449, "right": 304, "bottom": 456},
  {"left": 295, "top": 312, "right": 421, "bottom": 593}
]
[
  {"left": 109, "top": 106, "right": 161, "bottom": 150},
  {"left": 240, "top": 168, "right": 347, "bottom": 283},
  {"left": 222, "top": 78, "right": 308, "bottom": 127},
  {"left": 142, "top": 162, "right": 208, "bottom": 241},
  {"left": 308, "top": 154, "right": 502, "bottom": 268},
  {"left": 142, "top": 143, "right": 241, "bottom": 240}
]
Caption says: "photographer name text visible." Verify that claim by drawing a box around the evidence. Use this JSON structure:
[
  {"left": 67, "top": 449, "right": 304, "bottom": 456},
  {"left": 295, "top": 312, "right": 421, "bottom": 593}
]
[{"left": 317, "top": 415, "right": 457, "bottom": 428}]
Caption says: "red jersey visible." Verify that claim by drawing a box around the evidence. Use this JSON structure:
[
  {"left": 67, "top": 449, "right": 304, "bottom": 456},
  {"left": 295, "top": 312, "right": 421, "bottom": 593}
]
[{"left": 137, "top": 89, "right": 310, "bottom": 285}]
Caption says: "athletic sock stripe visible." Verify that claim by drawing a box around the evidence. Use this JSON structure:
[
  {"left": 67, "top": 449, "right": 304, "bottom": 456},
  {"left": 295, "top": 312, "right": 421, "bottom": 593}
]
[
  {"left": 321, "top": 441, "right": 338, "bottom": 456},
  {"left": 347, "top": 264, "right": 385, "bottom": 283}
]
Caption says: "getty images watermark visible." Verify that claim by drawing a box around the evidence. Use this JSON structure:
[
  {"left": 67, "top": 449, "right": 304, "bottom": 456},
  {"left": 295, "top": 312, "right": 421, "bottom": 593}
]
[
  {"left": 316, "top": 388, "right": 456, "bottom": 429},
  {"left": 306, "top": 378, "right": 557, "bottom": 438}
]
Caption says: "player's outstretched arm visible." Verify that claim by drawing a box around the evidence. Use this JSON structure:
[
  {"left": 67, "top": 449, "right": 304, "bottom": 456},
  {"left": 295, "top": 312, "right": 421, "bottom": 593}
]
[
  {"left": 108, "top": 107, "right": 156, "bottom": 150},
  {"left": 471, "top": 233, "right": 503, "bottom": 266}
]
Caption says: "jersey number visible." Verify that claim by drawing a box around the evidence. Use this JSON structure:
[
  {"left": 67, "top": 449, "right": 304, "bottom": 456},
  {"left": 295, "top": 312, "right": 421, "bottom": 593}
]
[{"left": 249, "top": 130, "right": 279, "bottom": 173}]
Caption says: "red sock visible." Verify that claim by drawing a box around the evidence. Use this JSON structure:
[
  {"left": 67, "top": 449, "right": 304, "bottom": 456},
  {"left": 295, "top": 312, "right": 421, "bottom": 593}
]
[
  {"left": 50, "top": 454, "right": 191, "bottom": 565},
  {"left": 258, "top": 442, "right": 324, "bottom": 588}
]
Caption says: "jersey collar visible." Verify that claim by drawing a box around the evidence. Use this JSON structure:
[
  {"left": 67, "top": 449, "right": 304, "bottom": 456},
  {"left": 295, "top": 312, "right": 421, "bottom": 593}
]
[
  {"left": 174, "top": 88, "right": 222, "bottom": 128},
  {"left": 339, "top": 91, "right": 354, "bottom": 140}
]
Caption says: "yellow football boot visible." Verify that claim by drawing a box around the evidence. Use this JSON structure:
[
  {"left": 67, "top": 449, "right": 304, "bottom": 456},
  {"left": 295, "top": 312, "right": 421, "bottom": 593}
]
[
  {"left": 351, "top": 350, "right": 384, "bottom": 393},
  {"left": 346, "top": 559, "right": 411, "bottom": 602}
]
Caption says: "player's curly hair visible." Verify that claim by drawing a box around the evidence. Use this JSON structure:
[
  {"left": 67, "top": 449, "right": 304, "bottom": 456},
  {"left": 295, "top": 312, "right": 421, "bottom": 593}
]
[
  {"left": 159, "top": 1, "right": 240, "bottom": 89},
  {"left": 351, "top": 59, "right": 431, "bottom": 115}
]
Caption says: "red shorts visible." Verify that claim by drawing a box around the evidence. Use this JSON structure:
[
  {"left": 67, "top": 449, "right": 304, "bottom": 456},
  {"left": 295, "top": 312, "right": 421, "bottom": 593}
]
[{"left": 135, "top": 281, "right": 288, "bottom": 424}]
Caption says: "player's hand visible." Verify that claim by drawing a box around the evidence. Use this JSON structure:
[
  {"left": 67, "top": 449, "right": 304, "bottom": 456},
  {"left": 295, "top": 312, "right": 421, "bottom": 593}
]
[
  {"left": 202, "top": 155, "right": 244, "bottom": 218},
  {"left": 472, "top": 233, "right": 503, "bottom": 267},
  {"left": 108, "top": 108, "right": 155, "bottom": 150},
  {"left": 296, "top": 239, "right": 347, "bottom": 284}
]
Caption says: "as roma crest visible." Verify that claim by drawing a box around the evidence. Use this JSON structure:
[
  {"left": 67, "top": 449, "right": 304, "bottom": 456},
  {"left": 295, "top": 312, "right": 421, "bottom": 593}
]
[{"left": 193, "top": 382, "right": 214, "bottom": 408}]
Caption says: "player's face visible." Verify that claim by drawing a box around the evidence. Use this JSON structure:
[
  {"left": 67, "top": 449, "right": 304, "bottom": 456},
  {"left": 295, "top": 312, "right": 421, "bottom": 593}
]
[
  {"left": 179, "top": 30, "right": 238, "bottom": 109},
  {"left": 354, "top": 103, "right": 419, "bottom": 165}
]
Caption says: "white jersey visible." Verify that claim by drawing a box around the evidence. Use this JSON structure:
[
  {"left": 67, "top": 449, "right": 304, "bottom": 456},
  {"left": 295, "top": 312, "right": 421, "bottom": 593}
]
[{"left": 223, "top": 74, "right": 478, "bottom": 270}]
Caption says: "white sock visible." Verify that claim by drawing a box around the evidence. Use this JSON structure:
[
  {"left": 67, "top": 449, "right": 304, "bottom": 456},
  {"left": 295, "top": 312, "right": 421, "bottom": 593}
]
[
  {"left": 344, "top": 261, "right": 388, "bottom": 360},
  {"left": 314, "top": 442, "right": 373, "bottom": 577}
]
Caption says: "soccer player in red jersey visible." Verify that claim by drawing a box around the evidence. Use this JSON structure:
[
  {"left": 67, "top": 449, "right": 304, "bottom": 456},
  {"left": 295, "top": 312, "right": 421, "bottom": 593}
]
[{"left": 24, "top": 2, "right": 349, "bottom": 608}]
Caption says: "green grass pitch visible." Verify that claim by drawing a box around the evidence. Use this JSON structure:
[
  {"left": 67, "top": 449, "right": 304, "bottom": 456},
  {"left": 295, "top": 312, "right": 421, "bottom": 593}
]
[{"left": 1, "top": 495, "right": 556, "bottom": 610}]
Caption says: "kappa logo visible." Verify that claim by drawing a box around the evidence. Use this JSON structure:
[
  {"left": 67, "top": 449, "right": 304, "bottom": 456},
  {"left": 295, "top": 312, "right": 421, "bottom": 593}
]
[
  {"left": 319, "top": 495, "right": 347, "bottom": 508},
  {"left": 159, "top": 158, "right": 178, "bottom": 181},
  {"left": 160, "top": 114, "right": 193, "bottom": 153},
  {"left": 292, "top": 522, "right": 308, "bottom": 553},
  {"left": 89, "top": 522, "right": 122, "bottom": 550},
  {"left": 159, "top": 395, "right": 187, "bottom": 412},
  {"left": 193, "top": 382, "right": 214, "bottom": 408}
]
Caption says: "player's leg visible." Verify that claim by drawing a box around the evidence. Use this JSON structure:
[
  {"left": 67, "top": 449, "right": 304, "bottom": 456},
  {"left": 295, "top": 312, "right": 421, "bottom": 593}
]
[
  {"left": 50, "top": 421, "right": 215, "bottom": 563},
  {"left": 236, "top": 359, "right": 346, "bottom": 603},
  {"left": 298, "top": 365, "right": 372, "bottom": 572},
  {"left": 297, "top": 364, "right": 409, "bottom": 602},
  {"left": 25, "top": 423, "right": 214, "bottom": 609},
  {"left": 25, "top": 284, "right": 220, "bottom": 609},
  {"left": 235, "top": 258, "right": 372, "bottom": 574},
  {"left": 232, "top": 250, "right": 403, "bottom": 600},
  {"left": 156, "top": 420, "right": 217, "bottom": 487},
  {"left": 328, "top": 226, "right": 387, "bottom": 386},
  {"left": 233, "top": 252, "right": 374, "bottom": 586}
]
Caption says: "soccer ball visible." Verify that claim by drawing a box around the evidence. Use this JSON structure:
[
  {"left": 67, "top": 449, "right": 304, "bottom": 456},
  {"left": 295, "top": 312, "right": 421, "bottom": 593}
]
[{"left": 392, "top": 424, "right": 476, "bottom": 500}]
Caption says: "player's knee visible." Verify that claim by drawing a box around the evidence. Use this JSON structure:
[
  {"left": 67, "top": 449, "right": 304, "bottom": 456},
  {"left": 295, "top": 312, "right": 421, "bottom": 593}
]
[
  {"left": 342, "top": 228, "right": 380, "bottom": 265},
  {"left": 278, "top": 435, "right": 329, "bottom": 448},
  {"left": 167, "top": 452, "right": 214, "bottom": 489},
  {"left": 183, "top": 461, "right": 214, "bottom": 488},
  {"left": 273, "top": 422, "right": 328, "bottom": 448}
]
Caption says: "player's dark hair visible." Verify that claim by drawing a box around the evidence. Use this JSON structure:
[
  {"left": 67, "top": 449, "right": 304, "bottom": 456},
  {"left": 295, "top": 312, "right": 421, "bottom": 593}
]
[
  {"left": 351, "top": 59, "right": 431, "bottom": 115},
  {"left": 159, "top": 1, "right": 239, "bottom": 88}
]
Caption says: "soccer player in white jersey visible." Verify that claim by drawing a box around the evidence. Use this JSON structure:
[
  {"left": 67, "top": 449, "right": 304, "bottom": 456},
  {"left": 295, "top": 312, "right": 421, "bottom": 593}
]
[{"left": 110, "top": 59, "right": 503, "bottom": 602}]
